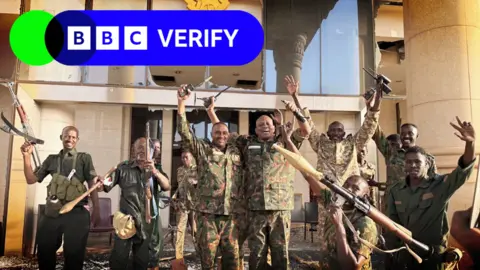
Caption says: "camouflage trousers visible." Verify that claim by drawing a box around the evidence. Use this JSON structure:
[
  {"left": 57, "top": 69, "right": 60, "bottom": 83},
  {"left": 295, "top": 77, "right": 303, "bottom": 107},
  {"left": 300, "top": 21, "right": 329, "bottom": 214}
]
[
  {"left": 248, "top": 210, "right": 291, "bottom": 270},
  {"left": 176, "top": 210, "right": 195, "bottom": 259},
  {"left": 196, "top": 213, "right": 240, "bottom": 270}
]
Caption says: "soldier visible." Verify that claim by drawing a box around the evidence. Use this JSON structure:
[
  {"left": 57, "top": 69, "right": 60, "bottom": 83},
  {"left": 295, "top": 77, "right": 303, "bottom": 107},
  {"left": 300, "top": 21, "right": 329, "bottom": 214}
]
[
  {"left": 177, "top": 86, "right": 244, "bottom": 270},
  {"left": 20, "top": 126, "right": 101, "bottom": 270},
  {"left": 386, "top": 134, "right": 401, "bottom": 151},
  {"left": 148, "top": 139, "right": 170, "bottom": 270},
  {"left": 357, "top": 147, "right": 377, "bottom": 206},
  {"left": 102, "top": 137, "right": 171, "bottom": 270},
  {"left": 207, "top": 76, "right": 311, "bottom": 269},
  {"left": 386, "top": 117, "right": 475, "bottom": 270},
  {"left": 286, "top": 77, "right": 382, "bottom": 250},
  {"left": 372, "top": 121, "right": 437, "bottom": 214},
  {"left": 450, "top": 207, "right": 480, "bottom": 269},
  {"left": 172, "top": 151, "right": 198, "bottom": 259}
]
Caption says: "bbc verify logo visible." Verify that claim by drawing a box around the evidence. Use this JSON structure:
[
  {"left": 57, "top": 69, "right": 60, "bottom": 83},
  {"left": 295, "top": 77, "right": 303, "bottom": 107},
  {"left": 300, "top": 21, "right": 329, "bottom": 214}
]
[
  {"left": 10, "top": 10, "right": 263, "bottom": 66},
  {"left": 67, "top": 26, "right": 239, "bottom": 51}
]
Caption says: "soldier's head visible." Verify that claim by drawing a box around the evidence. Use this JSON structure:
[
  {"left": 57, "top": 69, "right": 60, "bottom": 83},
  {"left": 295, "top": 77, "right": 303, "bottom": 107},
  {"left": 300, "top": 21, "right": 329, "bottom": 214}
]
[
  {"left": 255, "top": 115, "right": 275, "bottom": 141},
  {"left": 60, "top": 126, "right": 79, "bottom": 150},
  {"left": 181, "top": 151, "right": 193, "bottom": 167},
  {"left": 343, "top": 175, "right": 371, "bottom": 208},
  {"left": 327, "top": 121, "right": 345, "bottom": 142},
  {"left": 404, "top": 146, "right": 429, "bottom": 180},
  {"left": 211, "top": 122, "right": 229, "bottom": 150},
  {"left": 132, "top": 137, "right": 148, "bottom": 162},
  {"left": 152, "top": 139, "right": 161, "bottom": 159},
  {"left": 387, "top": 134, "right": 401, "bottom": 150},
  {"left": 357, "top": 147, "right": 367, "bottom": 163},
  {"left": 400, "top": 123, "right": 419, "bottom": 148}
]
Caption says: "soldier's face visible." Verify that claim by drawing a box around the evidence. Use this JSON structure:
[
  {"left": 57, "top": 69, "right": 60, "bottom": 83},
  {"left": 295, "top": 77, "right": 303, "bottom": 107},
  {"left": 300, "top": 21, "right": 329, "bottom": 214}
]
[
  {"left": 400, "top": 125, "right": 418, "bottom": 148},
  {"left": 327, "top": 123, "right": 345, "bottom": 141},
  {"left": 61, "top": 129, "right": 78, "bottom": 150},
  {"left": 182, "top": 152, "right": 193, "bottom": 166},
  {"left": 153, "top": 142, "right": 161, "bottom": 158},
  {"left": 211, "top": 123, "right": 229, "bottom": 149},
  {"left": 134, "top": 138, "right": 147, "bottom": 161},
  {"left": 388, "top": 139, "right": 401, "bottom": 150},
  {"left": 343, "top": 176, "right": 369, "bottom": 207},
  {"left": 255, "top": 116, "right": 275, "bottom": 140},
  {"left": 405, "top": 152, "right": 428, "bottom": 179}
]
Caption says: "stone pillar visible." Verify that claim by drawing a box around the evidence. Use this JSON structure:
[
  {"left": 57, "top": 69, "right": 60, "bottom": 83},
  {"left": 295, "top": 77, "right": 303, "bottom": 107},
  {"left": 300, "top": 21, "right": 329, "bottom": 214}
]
[
  {"left": 273, "top": 33, "right": 308, "bottom": 93},
  {"left": 403, "top": 0, "right": 480, "bottom": 237},
  {"left": 160, "top": 110, "right": 173, "bottom": 228}
]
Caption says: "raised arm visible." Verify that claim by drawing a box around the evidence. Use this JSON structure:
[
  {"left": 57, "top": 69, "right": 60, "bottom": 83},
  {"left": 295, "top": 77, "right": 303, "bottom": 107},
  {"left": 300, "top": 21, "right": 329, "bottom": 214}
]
[
  {"left": 283, "top": 76, "right": 311, "bottom": 137},
  {"left": 206, "top": 96, "right": 220, "bottom": 124},
  {"left": 355, "top": 90, "right": 382, "bottom": 150},
  {"left": 20, "top": 142, "right": 44, "bottom": 184},
  {"left": 439, "top": 117, "right": 476, "bottom": 199},
  {"left": 177, "top": 85, "right": 206, "bottom": 157},
  {"left": 372, "top": 125, "right": 391, "bottom": 158}
]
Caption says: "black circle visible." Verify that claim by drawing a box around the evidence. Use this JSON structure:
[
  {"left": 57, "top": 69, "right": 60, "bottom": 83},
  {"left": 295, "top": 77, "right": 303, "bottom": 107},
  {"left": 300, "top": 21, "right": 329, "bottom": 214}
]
[{"left": 45, "top": 18, "right": 64, "bottom": 59}]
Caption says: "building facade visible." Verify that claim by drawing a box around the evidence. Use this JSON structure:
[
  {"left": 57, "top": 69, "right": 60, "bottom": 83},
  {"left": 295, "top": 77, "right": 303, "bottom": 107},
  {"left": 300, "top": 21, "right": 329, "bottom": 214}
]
[{"left": 0, "top": 0, "right": 477, "bottom": 256}]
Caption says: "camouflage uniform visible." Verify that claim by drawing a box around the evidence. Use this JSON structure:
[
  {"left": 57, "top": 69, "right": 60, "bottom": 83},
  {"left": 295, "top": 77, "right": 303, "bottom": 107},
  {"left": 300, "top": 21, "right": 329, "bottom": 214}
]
[
  {"left": 177, "top": 113, "right": 244, "bottom": 270},
  {"left": 359, "top": 160, "right": 377, "bottom": 207},
  {"left": 372, "top": 126, "right": 437, "bottom": 213},
  {"left": 306, "top": 109, "right": 380, "bottom": 247},
  {"left": 174, "top": 165, "right": 198, "bottom": 259},
  {"left": 234, "top": 130, "right": 305, "bottom": 270},
  {"left": 387, "top": 157, "right": 474, "bottom": 270},
  {"left": 317, "top": 189, "right": 378, "bottom": 270}
]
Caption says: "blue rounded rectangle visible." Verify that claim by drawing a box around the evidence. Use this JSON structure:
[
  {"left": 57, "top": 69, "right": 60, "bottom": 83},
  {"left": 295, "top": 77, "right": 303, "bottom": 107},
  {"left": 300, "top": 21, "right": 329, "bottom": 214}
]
[{"left": 53, "top": 10, "right": 264, "bottom": 66}]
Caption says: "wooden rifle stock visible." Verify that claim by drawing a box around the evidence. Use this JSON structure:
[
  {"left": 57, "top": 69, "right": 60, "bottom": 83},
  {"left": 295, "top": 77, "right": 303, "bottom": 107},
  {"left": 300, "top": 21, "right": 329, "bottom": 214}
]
[
  {"left": 271, "top": 144, "right": 431, "bottom": 256},
  {"left": 59, "top": 166, "right": 117, "bottom": 214}
]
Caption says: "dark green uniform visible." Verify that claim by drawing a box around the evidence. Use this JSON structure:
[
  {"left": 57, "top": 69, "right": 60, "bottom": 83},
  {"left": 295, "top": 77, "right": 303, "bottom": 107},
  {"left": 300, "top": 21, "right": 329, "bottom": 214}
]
[
  {"left": 387, "top": 157, "right": 475, "bottom": 270},
  {"left": 372, "top": 126, "right": 437, "bottom": 213},
  {"left": 105, "top": 161, "right": 166, "bottom": 269},
  {"left": 148, "top": 163, "right": 168, "bottom": 268},
  {"left": 34, "top": 148, "right": 97, "bottom": 270}
]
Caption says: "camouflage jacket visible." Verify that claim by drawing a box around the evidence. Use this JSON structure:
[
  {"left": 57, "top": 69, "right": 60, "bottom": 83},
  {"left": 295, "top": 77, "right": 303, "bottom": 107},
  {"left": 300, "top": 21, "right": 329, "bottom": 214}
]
[
  {"left": 318, "top": 190, "right": 378, "bottom": 270},
  {"left": 372, "top": 125, "right": 437, "bottom": 189},
  {"left": 177, "top": 113, "right": 244, "bottom": 215},
  {"left": 175, "top": 165, "right": 198, "bottom": 211},
  {"left": 359, "top": 160, "right": 376, "bottom": 181},
  {"left": 233, "top": 130, "right": 305, "bottom": 211},
  {"left": 308, "top": 110, "right": 380, "bottom": 185}
]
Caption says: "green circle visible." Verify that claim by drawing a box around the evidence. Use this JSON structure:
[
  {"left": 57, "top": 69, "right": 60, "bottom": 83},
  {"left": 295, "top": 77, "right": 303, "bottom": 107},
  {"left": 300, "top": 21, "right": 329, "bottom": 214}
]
[{"left": 10, "top": 10, "right": 55, "bottom": 66}]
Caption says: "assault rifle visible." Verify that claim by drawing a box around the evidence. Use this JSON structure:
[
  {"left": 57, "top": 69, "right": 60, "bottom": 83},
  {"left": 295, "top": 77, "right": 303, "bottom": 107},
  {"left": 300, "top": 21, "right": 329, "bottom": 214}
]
[
  {"left": 0, "top": 82, "right": 43, "bottom": 167},
  {"left": 196, "top": 86, "right": 231, "bottom": 108},
  {"left": 272, "top": 144, "right": 432, "bottom": 263}
]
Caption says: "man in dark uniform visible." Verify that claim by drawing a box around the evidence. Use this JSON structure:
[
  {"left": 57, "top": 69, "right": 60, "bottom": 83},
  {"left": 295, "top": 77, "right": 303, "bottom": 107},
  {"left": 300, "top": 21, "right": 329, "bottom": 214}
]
[
  {"left": 102, "top": 137, "right": 170, "bottom": 270},
  {"left": 20, "top": 126, "right": 101, "bottom": 270},
  {"left": 387, "top": 117, "right": 476, "bottom": 270},
  {"left": 148, "top": 139, "right": 169, "bottom": 270}
]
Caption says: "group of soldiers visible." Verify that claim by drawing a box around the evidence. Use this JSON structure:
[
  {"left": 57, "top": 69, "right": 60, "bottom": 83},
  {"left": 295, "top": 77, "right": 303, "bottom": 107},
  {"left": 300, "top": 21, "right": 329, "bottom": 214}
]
[{"left": 19, "top": 75, "right": 479, "bottom": 270}]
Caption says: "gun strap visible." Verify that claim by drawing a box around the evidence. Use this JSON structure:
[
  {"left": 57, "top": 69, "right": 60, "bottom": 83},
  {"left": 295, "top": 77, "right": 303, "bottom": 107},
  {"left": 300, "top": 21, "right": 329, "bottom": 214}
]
[{"left": 342, "top": 212, "right": 423, "bottom": 264}]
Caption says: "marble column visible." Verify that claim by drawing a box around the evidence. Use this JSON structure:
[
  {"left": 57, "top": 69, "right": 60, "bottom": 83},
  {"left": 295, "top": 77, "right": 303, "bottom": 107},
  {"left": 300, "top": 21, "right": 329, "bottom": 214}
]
[
  {"left": 403, "top": 0, "right": 480, "bottom": 241},
  {"left": 273, "top": 33, "right": 308, "bottom": 93}
]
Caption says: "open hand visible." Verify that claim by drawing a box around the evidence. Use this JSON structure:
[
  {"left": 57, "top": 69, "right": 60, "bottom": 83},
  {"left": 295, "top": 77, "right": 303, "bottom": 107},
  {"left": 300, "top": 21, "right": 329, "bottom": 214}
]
[
  {"left": 270, "top": 109, "right": 284, "bottom": 126},
  {"left": 450, "top": 116, "right": 475, "bottom": 142},
  {"left": 284, "top": 75, "right": 299, "bottom": 96},
  {"left": 177, "top": 84, "right": 191, "bottom": 101}
]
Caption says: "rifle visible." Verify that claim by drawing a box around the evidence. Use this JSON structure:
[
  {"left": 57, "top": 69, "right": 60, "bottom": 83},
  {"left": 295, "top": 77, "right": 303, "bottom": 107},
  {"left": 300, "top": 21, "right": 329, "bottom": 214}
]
[
  {"left": 0, "top": 82, "right": 43, "bottom": 167},
  {"left": 363, "top": 67, "right": 392, "bottom": 99},
  {"left": 271, "top": 144, "right": 432, "bottom": 263},
  {"left": 178, "top": 76, "right": 213, "bottom": 97},
  {"left": 145, "top": 122, "right": 153, "bottom": 224},
  {"left": 196, "top": 86, "right": 231, "bottom": 108}
]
